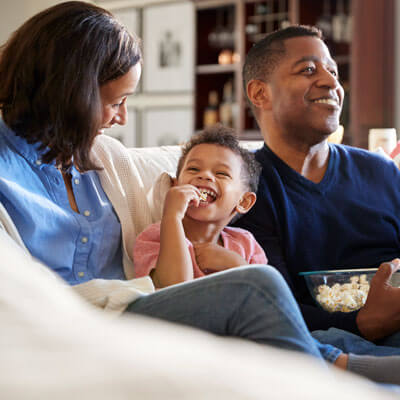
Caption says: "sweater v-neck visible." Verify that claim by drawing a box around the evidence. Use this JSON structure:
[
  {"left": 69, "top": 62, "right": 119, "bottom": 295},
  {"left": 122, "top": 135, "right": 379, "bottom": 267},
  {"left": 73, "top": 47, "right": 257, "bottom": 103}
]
[{"left": 257, "top": 143, "right": 337, "bottom": 194}]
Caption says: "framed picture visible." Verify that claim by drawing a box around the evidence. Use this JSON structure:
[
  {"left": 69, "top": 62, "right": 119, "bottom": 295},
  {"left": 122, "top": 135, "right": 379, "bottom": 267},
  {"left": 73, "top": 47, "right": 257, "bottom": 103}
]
[
  {"left": 112, "top": 7, "right": 142, "bottom": 93},
  {"left": 105, "top": 108, "right": 137, "bottom": 148},
  {"left": 141, "top": 108, "right": 193, "bottom": 147},
  {"left": 112, "top": 7, "right": 140, "bottom": 37},
  {"left": 142, "top": 2, "right": 194, "bottom": 93}
]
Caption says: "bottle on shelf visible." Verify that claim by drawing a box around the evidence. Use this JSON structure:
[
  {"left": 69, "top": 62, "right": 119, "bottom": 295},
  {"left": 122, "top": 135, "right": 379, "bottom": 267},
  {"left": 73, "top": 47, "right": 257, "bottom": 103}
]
[
  {"left": 219, "top": 80, "right": 234, "bottom": 128},
  {"left": 203, "top": 90, "right": 219, "bottom": 127}
]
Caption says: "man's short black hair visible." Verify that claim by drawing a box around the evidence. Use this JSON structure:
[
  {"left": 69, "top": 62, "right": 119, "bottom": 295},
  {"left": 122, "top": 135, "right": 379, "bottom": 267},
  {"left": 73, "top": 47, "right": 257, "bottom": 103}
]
[
  {"left": 243, "top": 25, "right": 323, "bottom": 103},
  {"left": 176, "top": 124, "right": 261, "bottom": 193}
]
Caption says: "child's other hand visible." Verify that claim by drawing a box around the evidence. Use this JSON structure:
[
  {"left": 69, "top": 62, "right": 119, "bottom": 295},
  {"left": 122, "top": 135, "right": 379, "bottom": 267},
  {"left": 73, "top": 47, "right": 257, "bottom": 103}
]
[
  {"left": 163, "top": 184, "right": 201, "bottom": 220},
  {"left": 193, "top": 243, "right": 248, "bottom": 273}
]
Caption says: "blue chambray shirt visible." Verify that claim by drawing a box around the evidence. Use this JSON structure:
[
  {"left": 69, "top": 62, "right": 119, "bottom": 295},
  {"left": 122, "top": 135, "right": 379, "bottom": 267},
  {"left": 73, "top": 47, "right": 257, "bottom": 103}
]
[{"left": 0, "top": 119, "right": 125, "bottom": 284}]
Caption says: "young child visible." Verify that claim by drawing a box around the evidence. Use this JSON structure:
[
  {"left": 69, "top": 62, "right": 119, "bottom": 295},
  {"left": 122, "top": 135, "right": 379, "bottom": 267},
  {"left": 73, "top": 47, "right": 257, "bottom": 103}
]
[
  {"left": 134, "top": 125, "right": 400, "bottom": 386},
  {"left": 134, "top": 125, "right": 265, "bottom": 289}
]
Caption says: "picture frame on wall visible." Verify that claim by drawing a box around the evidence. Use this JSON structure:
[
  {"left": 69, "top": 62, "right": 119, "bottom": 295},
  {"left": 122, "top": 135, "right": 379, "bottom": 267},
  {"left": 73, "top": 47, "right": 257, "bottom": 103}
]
[
  {"left": 105, "top": 108, "right": 137, "bottom": 148},
  {"left": 112, "top": 7, "right": 142, "bottom": 93},
  {"left": 142, "top": 2, "right": 194, "bottom": 93},
  {"left": 112, "top": 7, "right": 140, "bottom": 37},
  {"left": 141, "top": 108, "right": 193, "bottom": 147}
]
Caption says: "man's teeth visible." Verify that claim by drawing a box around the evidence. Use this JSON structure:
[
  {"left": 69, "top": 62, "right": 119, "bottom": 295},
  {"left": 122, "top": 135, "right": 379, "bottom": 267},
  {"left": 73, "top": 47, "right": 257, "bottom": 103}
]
[{"left": 313, "top": 98, "right": 337, "bottom": 106}]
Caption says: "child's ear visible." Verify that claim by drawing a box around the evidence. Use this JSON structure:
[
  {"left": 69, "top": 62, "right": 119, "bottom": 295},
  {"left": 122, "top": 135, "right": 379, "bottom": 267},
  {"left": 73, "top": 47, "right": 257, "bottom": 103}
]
[
  {"left": 235, "top": 192, "right": 257, "bottom": 214},
  {"left": 246, "top": 79, "right": 272, "bottom": 111}
]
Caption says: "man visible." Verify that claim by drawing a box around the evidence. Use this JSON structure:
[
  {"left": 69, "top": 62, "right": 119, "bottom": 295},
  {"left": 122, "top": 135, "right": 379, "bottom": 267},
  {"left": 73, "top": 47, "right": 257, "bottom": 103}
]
[{"left": 234, "top": 25, "right": 400, "bottom": 347}]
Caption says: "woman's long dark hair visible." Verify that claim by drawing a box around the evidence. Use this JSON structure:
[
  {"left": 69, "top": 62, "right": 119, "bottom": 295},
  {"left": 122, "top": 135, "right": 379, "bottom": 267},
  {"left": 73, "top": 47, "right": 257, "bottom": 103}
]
[{"left": 0, "top": 1, "right": 141, "bottom": 171}]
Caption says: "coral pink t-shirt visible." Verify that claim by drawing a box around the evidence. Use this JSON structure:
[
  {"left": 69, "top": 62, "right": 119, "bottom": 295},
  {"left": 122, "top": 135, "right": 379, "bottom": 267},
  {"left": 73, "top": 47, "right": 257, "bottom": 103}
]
[{"left": 133, "top": 222, "right": 268, "bottom": 278}]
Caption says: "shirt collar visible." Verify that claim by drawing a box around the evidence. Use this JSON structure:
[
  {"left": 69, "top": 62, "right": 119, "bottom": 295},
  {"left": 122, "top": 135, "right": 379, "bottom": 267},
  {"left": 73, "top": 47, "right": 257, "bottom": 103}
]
[{"left": 0, "top": 118, "right": 56, "bottom": 167}]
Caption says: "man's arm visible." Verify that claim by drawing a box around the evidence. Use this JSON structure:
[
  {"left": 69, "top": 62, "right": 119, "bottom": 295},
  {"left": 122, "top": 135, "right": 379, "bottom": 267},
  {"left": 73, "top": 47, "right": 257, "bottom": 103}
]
[{"left": 234, "top": 207, "right": 362, "bottom": 334}]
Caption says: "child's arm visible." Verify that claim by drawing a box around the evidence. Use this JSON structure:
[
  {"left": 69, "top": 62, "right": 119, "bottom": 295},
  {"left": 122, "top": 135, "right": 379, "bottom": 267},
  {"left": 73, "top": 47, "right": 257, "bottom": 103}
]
[
  {"left": 193, "top": 231, "right": 268, "bottom": 273},
  {"left": 193, "top": 243, "right": 248, "bottom": 273},
  {"left": 151, "top": 184, "right": 201, "bottom": 288}
]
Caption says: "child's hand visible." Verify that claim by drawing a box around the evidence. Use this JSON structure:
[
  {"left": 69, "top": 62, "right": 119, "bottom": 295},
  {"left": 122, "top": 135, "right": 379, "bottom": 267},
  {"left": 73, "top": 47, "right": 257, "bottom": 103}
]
[
  {"left": 193, "top": 243, "right": 248, "bottom": 274},
  {"left": 163, "top": 184, "right": 201, "bottom": 221}
]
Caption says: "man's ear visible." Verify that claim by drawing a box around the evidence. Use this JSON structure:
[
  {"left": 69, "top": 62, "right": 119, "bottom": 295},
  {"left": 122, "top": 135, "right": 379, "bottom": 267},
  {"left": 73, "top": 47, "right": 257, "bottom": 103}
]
[
  {"left": 235, "top": 192, "right": 257, "bottom": 214},
  {"left": 247, "top": 79, "right": 272, "bottom": 111}
]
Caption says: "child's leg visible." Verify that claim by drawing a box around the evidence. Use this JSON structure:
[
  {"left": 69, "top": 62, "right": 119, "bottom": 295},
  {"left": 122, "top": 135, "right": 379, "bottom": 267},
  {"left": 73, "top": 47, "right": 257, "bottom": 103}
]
[{"left": 126, "top": 265, "right": 325, "bottom": 361}]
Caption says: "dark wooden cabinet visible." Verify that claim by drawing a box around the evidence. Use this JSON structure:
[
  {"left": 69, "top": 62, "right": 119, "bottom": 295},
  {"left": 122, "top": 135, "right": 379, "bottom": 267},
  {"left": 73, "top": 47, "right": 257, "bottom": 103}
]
[{"left": 193, "top": 0, "right": 395, "bottom": 148}]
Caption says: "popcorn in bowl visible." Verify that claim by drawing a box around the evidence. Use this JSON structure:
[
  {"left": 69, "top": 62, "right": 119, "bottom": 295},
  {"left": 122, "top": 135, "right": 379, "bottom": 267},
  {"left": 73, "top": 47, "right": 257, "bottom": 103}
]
[{"left": 299, "top": 268, "right": 400, "bottom": 313}]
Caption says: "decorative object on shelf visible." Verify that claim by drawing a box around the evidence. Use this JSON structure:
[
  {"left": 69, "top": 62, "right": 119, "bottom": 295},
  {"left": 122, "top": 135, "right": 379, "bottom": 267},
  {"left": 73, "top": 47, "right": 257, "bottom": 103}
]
[
  {"left": 142, "top": 108, "right": 193, "bottom": 147},
  {"left": 142, "top": 1, "right": 194, "bottom": 92},
  {"left": 332, "top": 0, "right": 349, "bottom": 43},
  {"left": 219, "top": 80, "right": 235, "bottom": 128},
  {"left": 368, "top": 128, "right": 397, "bottom": 155},
  {"left": 105, "top": 109, "right": 137, "bottom": 148},
  {"left": 208, "top": 6, "right": 235, "bottom": 49},
  {"left": 203, "top": 91, "right": 219, "bottom": 128},
  {"left": 218, "top": 49, "right": 233, "bottom": 65},
  {"left": 316, "top": 0, "right": 332, "bottom": 39}
]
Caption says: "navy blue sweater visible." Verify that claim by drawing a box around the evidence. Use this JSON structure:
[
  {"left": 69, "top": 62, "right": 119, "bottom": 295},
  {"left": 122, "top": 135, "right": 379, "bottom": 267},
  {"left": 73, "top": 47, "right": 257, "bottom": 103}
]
[{"left": 234, "top": 143, "right": 400, "bottom": 334}]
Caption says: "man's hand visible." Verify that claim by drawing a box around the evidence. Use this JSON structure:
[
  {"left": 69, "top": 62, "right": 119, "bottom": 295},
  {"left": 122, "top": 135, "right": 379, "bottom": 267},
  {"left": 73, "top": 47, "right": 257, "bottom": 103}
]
[
  {"left": 163, "top": 184, "right": 200, "bottom": 221},
  {"left": 356, "top": 258, "right": 400, "bottom": 341},
  {"left": 193, "top": 242, "right": 248, "bottom": 274}
]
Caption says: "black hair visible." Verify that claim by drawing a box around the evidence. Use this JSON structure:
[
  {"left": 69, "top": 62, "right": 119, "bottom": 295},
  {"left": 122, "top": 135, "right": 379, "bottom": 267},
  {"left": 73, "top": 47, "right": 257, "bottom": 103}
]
[
  {"left": 0, "top": 1, "right": 142, "bottom": 171},
  {"left": 243, "top": 25, "right": 322, "bottom": 104},
  {"left": 176, "top": 124, "right": 261, "bottom": 193}
]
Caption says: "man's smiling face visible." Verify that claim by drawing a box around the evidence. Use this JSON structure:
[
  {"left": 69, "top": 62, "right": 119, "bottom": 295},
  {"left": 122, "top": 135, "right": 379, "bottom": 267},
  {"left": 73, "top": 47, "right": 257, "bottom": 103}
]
[{"left": 266, "top": 36, "right": 344, "bottom": 143}]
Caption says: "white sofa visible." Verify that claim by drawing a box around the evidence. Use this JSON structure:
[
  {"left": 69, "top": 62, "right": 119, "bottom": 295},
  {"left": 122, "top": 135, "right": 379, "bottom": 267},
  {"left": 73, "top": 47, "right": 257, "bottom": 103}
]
[{"left": 0, "top": 143, "right": 397, "bottom": 400}]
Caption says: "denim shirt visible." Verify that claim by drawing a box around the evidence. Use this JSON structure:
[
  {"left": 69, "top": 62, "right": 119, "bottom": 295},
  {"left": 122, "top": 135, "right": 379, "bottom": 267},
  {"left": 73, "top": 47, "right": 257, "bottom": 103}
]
[{"left": 0, "top": 119, "right": 124, "bottom": 284}]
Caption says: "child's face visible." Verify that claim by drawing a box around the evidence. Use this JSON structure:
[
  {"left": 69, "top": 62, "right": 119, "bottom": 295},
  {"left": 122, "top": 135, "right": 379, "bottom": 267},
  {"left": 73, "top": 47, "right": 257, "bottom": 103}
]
[{"left": 177, "top": 143, "right": 252, "bottom": 223}]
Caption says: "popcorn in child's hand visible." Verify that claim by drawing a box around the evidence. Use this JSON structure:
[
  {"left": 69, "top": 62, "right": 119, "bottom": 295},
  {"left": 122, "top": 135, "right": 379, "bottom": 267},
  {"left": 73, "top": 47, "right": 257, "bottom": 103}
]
[{"left": 316, "top": 275, "right": 370, "bottom": 312}]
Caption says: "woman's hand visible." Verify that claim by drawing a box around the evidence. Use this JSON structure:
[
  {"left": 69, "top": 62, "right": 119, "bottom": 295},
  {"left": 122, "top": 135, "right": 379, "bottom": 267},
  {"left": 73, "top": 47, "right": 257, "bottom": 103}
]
[
  {"left": 163, "top": 184, "right": 201, "bottom": 221},
  {"left": 193, "top": 242, "right": 248, "bottom": 274}
]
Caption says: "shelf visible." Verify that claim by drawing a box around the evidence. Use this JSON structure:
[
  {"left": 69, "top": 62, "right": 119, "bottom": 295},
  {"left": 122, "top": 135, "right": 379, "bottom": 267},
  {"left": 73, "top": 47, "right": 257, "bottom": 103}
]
[
  {"left": 335, "top": 54, "right": 351, "bottom": 65},
  {"left": 196, "top": 63, "right": 239, "bottom": 74},
  {"left": 239, "top": 130, "right": 263, "bottom": 140},
  {"left": 247, "top": 12, "right": 288, "bottom": 23}
]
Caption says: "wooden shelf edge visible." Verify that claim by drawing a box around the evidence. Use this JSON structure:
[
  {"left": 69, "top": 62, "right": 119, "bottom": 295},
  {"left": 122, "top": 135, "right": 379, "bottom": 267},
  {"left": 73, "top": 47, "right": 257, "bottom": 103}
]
[{"left": 196, "top": 63, "right": 240, "bottom": 74}]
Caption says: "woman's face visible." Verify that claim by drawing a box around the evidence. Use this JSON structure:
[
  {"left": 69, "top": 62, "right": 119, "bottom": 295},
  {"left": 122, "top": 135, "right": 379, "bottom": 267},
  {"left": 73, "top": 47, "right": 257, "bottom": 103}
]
[{"left": 99, "top": 63, "right": 141, "bottom": 133}]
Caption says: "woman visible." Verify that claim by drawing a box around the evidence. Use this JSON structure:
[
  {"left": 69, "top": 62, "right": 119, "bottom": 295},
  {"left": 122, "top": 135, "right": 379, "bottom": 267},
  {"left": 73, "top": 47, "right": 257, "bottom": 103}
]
[{"left": 0, "top": 1, "right": 399, "bottom": 386}]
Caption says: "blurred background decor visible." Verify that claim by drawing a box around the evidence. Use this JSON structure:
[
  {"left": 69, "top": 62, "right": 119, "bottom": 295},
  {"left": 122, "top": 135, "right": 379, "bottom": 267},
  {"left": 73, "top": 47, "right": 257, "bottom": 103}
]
[{"left": 0, "top": 0, "right": 398, "bottom": 149}]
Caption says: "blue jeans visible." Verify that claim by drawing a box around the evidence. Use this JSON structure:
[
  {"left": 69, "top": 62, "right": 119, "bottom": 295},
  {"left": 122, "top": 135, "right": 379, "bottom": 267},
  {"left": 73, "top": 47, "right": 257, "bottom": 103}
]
[
  {"left": 126, "top": 265, "right": 339, "bottom": 364},
  {"left": 312, "top": 328, "right": 400, "bottom": 356}
]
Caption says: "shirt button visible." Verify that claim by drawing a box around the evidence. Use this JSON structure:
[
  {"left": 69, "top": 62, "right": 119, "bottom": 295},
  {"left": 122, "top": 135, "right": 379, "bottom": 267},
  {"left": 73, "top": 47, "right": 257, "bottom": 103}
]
[
  {"left": 83, "top": 210, "right": 91, "bottom": 217},
  {"left": 35, "top": 159, "right": 42, "bottom": 166},
  {"left": 78, "top": 272, "right": 85, "bottom": 277},
  {"left": 81, "top": 236, "right": 88, "bottom": 243},
  {"left": 74, "top": 178, "right": 80, "bottom": 185}
]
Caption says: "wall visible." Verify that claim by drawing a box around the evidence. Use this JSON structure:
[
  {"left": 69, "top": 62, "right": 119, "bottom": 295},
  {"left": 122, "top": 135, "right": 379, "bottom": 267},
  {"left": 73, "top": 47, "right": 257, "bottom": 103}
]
[
  {"left": 0, "top": 1, "right": 81, "bottom": 45},
  {"left": 0, "top": 0, "right": 195, "bottom": 147}
]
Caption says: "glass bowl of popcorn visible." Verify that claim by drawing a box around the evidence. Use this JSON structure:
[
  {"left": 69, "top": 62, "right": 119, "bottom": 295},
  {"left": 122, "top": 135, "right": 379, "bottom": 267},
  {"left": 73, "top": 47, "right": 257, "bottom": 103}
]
[{"left": 299, "top": 268, "right": 400, "bottom": 313}]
